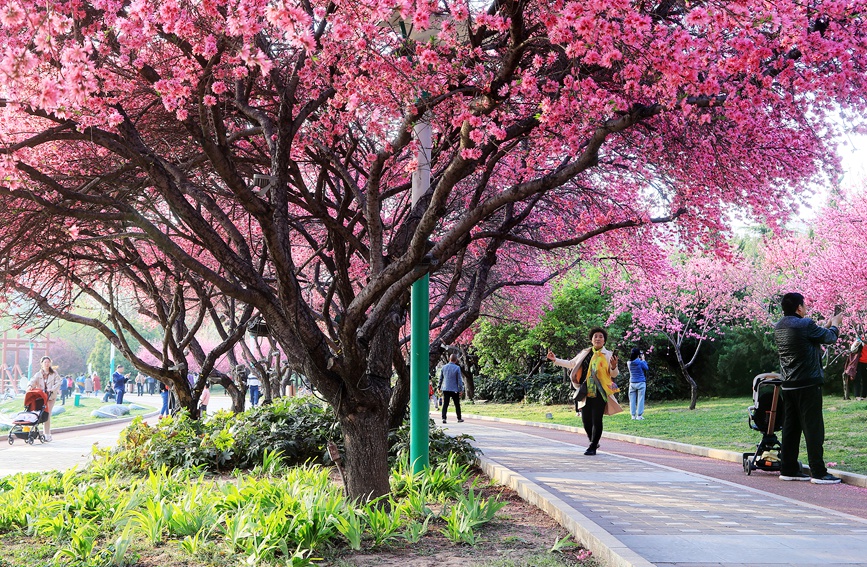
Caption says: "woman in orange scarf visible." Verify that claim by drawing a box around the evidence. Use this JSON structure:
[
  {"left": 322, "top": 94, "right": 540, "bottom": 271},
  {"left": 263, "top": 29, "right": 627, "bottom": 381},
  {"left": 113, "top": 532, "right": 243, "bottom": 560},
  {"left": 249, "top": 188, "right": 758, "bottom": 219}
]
[{"left": 548, "top": 327, "right": 621, "bottom": 455}]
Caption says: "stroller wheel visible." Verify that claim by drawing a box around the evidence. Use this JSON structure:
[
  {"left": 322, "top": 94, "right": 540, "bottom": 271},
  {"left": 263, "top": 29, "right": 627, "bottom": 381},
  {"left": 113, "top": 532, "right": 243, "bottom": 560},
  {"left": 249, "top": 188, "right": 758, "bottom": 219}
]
[
  {"left": 7, "top": 437, "right": 13, "bottom": 445},
  {"left": 743, "top": 455, "right": 754, "bottom": 475},
  {"left": 25, "top": 437, "right": 34, "bottom": 445}
]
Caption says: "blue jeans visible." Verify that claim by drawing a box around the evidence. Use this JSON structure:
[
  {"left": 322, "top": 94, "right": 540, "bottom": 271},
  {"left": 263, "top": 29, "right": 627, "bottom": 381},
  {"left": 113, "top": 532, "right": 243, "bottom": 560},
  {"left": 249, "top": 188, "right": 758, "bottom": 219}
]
[
  {"left": 116, "top": 390, "right": 124, "bottom": 405},
  {"left": 160, "top": 391, "right": 169, "bottom": 415},
  {"left": 629, "top": 381, "right": 646, "bottom": 417},
  {"left": 249, "top": 385, "right": 260, "bottom": 406}
]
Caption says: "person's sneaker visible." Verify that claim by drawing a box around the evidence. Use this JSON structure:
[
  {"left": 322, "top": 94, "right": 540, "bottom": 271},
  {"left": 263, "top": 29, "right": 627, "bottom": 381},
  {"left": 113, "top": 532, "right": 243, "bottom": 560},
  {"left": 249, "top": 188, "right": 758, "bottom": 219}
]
[
  {"left": 636, "top": 416, "right": 644, "bottom": 420},
  {"left": 811, "top": 474, "right": 842, "bottom": 484},
  {"left": 779, "top": 472, "right": 811, "bottom": 481},
  {"left": 442, "top": 419, "right": 446, "bottom": 424},
  {"left": 583, "top": 447, "right": 596, "bottom": 455},
  {"left": 631, "top": 415, "right": 636, "bottom": 420},
  {"left": 44, "top": 435, "right": 53, "bottom": 442},
  {"left": 457, "top": 419, "right": 464, "bottom": 423}
]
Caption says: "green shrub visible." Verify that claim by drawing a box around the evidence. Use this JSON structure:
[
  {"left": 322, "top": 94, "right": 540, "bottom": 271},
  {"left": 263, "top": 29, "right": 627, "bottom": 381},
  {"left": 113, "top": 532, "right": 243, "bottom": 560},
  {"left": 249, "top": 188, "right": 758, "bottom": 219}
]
[
  {"left": 90, "top": 396, "right": 481, "bottom": 476},
  {"left": 388, "top": 419, "right": 480, "bottom": 470},
  {"left": 89, "top": 397, "right": 338, "bottom": 475},
  {"left": 475, "top": 372, "right": 572, "bottom": 405}
]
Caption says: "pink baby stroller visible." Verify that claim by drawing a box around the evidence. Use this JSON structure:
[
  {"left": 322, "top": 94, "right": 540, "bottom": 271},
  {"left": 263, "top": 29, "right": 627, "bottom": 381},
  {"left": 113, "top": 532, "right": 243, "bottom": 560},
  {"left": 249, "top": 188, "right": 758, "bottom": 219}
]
[{"left": 7, "top": 389, "right": 49, "bottom": 445}]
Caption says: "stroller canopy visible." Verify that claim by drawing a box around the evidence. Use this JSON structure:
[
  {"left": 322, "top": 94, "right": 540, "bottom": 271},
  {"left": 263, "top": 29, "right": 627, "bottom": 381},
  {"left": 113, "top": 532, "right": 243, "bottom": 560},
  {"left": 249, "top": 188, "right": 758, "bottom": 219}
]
[{"left": 23, "top": 389, "right": 48, "bottom": 412}]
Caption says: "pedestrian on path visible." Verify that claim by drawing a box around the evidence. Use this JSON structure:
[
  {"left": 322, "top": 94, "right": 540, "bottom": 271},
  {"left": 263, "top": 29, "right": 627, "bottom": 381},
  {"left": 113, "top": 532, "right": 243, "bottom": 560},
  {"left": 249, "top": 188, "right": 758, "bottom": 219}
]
[
  {"left": 548, "top": 327, "right": 621, "bottom": 455},
  {"left": 29, "top": 356, "right": 62, "bottom": 442},
  {"left": 158, "top": 380, "right": 170, "bottom": 418},
  {"left": 247, "top": 373, "right": 260, "bottom": 407},
  {"left": 843, "top": 348, "right": 858, "bottom": 400},
  {"left": 136, "top": 374, "right": 145, "bottom": 397},
  {"left": 199, "top": 384, "right": 210, "bottom": 416},
  {"left": 429, "top": 382, "right": 441, "bottom": 410},
  {"left": 774, "top": 293, "right": 842, "bottom": 484},
  {"left": 113, "top": 366, "right": 128, "bottom": 405},
  {"left": 627, "top": 347, "right": 648, "bottom": 420},
  {"left": 438, "top": 354, "right": 464, "bottom": 424},
  {"left": 92, "top": 373, "right": 101, "bottom": 397},
  {"left": 59, "top": 374, "right": 69, "bottom": 406},
  {"left": 849, "top": 331, "right": 867, "bottom": 400}
]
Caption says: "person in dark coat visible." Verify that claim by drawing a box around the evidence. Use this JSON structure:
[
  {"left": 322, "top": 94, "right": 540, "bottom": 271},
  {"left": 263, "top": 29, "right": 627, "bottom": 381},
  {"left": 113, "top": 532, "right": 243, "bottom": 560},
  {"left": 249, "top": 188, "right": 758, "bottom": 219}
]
[{"left": 774, "top": 293, "right": 842, "bottom": 484}]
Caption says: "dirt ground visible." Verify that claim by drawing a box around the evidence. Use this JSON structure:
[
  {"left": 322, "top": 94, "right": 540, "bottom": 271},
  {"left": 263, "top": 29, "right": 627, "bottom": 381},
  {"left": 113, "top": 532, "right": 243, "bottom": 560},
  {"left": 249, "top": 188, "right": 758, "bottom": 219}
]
[
  {"left": 327, "top": 483, "right": 591, "bottom": 567},
  {"left": 0, "top": 477, "right": 592, "bottom": 567}
]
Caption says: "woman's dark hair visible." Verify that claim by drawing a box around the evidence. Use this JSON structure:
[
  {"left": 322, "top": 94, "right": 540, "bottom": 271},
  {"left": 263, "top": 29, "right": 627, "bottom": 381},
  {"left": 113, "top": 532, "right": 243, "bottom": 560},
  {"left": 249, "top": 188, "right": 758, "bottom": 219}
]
[
  {"left": 781, "top": 293, "right": 805, "bottom": 317},
  {"left": 630, "top": 347, "right": 641, "bottom": 361},
  {"left": 587, "top": 327, "right": 607, "bottom": 342}
]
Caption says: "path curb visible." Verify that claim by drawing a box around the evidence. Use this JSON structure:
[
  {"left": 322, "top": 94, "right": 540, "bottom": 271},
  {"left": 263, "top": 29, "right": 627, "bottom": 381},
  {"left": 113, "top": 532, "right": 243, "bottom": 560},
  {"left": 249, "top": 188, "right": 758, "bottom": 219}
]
[
  {"left": 478, "top": 455, "right": 653, "bottom": 567},
  {"left": 52, "top": 411, "right": 159, "bottom": 435},
  {"left": 466, "top": 413, "right": 867, "bottom": 488}
]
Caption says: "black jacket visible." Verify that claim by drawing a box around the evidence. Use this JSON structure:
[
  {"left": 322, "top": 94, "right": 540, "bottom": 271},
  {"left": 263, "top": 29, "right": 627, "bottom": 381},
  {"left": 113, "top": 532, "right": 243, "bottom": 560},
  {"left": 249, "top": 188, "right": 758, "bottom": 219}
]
[{"left": 774, "top": 315, "right": 839, "bottom": 389}]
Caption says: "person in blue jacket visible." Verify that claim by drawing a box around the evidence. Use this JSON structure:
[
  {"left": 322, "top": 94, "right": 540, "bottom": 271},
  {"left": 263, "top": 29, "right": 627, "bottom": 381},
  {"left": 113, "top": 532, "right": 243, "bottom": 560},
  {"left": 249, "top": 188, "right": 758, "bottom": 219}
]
[
  {"left": 628, "top": 348, "right": 649, "bottom": 420},
  {"left": 438, "top": 354, "right": 464, "bottom": 424},
  {"left": 113, "top": 365, "right": 128, "bottom": 405}
]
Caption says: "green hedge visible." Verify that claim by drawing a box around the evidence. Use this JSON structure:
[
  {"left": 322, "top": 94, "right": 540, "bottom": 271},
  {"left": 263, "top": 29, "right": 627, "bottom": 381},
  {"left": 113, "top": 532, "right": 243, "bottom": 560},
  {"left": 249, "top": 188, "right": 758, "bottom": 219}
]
[
  {"left": 474, "top": 372, "right": 572, "bottom": 405},
  {"left": 92, "top": 396, "right": 479, "bottom": 475}
]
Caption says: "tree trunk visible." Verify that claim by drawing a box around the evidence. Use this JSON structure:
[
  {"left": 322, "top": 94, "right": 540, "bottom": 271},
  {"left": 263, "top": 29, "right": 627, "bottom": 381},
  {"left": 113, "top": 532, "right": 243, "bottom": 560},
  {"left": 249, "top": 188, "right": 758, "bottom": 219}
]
[
  {"left": 674, "top": 348, "right": 699, "bottom": 410},
  {"left": 338, "top": 397, "right": 392, "bottom": 500},
  {"left": 213, "top": 374, "right": 245, "bottom": 413},
  {"left": 388, "top": 350, "right": 411, "bottom": 431}
]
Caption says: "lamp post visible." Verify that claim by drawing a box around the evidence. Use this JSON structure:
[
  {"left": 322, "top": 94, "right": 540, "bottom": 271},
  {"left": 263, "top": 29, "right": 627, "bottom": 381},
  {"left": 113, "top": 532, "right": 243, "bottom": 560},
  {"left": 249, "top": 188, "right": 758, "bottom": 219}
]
[
  {"left": 387, "top": 11, "right": 467, "bottom": 473},
  {"left": 385, "top": 13, "right": 441, "bottom": 474},
  {"left": 410, "top": 119, "right": 432, "bottom": 473}
]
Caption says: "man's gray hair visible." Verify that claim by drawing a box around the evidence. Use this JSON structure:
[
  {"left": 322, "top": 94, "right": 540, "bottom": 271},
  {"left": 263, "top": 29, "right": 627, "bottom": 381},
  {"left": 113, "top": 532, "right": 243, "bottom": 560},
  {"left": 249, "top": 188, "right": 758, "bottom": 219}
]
[{"left": 449, "top": 354, "right": 458, "bottom": 363}]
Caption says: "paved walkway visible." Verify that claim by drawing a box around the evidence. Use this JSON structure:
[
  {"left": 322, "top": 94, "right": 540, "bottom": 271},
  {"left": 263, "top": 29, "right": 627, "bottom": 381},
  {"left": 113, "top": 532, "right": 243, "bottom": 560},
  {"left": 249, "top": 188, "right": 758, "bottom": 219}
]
[
  {"left": 0, "top": 393, "right": 235, "bottom": 476},
  {"left": 448, "top": 416, "right": 867, "bottom": 567}
]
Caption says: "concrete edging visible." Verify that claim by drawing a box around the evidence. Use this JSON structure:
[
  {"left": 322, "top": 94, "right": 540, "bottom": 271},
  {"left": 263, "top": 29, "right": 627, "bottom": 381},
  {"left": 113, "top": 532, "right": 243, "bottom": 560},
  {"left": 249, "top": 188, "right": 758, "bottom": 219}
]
[
  {"left": 477, "top": 455, "right": 654, "bottom": 567},
  {"left": 466, "top": 412, "right": 867, "bottom": 488},
  {"left": 52, "top": 411, "right": 160, "bottom": 434}
]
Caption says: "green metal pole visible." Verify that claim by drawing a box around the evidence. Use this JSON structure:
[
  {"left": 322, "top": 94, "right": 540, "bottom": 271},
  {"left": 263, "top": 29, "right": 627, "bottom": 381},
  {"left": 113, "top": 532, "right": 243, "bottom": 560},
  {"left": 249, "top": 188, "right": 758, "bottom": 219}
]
[
  {"left": 410, "top": 273, "right": 430, "bottom": 473},
  {"left": 409, "top": 114, "right": 432, "bottom": 474}
]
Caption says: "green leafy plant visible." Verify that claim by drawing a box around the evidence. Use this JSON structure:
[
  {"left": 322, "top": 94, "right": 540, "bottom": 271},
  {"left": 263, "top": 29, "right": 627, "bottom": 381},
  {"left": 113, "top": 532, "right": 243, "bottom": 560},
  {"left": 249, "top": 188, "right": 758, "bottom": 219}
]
[
  {"left": 454, "top": 487, "right": 507, "bottom": 527},
  {"left": 440, "top": 503, "right": 479, "bottom": 545},
  {"left": 334, "top": 506, "right": 365, "bottom": 550},
  {"left": 363, "top": 499, "right": 403, "bottom": 547},
  {"left": 549, "top": 533, "right": 578, "bottom": 553},
  {"left": 129, "top": 497, "right": 168, "bottom": 545},
  {"left": 53, "top": 520, "right": 98, "bottom": 564},
  {"left": 402, "top": 515, "right": 431, "bottom": 544}
]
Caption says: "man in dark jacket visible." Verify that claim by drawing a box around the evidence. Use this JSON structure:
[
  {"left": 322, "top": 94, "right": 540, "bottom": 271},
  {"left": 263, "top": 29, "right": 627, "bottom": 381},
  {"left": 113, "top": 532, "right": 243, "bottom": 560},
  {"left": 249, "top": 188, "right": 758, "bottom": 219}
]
[
  {"left": 774, "top": 293, "right": 843, "bottom": 484},
  {"left": 438, "top": 354, "right": 465, "bottom": 424}
]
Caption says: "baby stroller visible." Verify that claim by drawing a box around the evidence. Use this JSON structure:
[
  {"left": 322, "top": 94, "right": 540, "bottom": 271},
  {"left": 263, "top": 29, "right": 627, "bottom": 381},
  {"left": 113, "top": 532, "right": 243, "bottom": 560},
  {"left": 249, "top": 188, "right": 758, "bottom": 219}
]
[
  {"left": 742, "top": 373, "right": 802, "bottom": 475},
  {"left": 7, "top": 389, "right": 49, "bottom": 445}
]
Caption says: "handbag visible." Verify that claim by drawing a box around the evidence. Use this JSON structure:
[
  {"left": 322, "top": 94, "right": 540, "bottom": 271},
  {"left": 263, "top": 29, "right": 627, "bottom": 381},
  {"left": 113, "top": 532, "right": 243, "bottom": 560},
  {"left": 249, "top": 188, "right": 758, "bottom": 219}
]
[{"left": 572, "top": 381, "right": 587, "bottom": 402}]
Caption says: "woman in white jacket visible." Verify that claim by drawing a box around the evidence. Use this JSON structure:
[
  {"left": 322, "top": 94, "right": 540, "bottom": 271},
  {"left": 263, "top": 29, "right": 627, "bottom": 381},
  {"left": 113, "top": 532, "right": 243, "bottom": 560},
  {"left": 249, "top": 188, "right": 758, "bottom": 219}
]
[
  {"left": 29, "top": 356, "right": 62, "bottom": 442},
  {"left": 548, "top": 327, "right": 620, "bottom": 455}
]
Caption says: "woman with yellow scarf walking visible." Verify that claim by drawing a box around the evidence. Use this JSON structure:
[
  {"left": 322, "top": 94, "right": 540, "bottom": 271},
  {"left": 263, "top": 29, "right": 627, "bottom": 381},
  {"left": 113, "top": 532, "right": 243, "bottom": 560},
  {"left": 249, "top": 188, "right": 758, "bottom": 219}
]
[{"left": 548, "top": 327, "right": 622, "bottom": 455}]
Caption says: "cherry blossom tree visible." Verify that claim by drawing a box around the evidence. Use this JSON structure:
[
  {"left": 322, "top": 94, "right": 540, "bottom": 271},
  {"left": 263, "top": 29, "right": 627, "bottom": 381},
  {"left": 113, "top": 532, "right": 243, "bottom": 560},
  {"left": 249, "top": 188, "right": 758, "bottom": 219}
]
[
  {"left": 760, "top": 190, "right": 867, "bottom": 336},
  {"left": 1, "top": 226, "right": 254, "bottom": 414},
  {"left": 607, "top": 254, "right": 767, "bottom": 409},
  {"left": 2, "top": 0, "right": 867, "bottom": 499}
]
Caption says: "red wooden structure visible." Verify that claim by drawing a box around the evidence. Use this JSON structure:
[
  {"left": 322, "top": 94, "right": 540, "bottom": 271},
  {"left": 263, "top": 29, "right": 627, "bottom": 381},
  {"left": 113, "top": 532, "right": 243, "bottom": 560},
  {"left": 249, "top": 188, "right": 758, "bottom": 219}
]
[{"left": 1, "top": 332, "right": 54, "bottom": 394}]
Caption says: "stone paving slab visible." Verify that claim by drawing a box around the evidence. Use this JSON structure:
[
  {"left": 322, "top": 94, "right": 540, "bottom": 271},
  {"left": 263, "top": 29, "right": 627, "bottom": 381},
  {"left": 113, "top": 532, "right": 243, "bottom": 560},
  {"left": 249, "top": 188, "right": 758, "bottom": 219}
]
[{"left": 455, "top": 420, "right": 867, "bottom": 566}]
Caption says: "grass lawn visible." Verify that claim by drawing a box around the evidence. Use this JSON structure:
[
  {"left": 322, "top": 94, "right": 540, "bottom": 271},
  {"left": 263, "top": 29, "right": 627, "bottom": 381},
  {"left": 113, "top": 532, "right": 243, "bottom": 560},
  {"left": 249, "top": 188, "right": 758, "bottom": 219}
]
[
  {"left": 0, "top": 395, "right": 155, "bottom": 429},
  {"left": 463, "top": 396, "right": 867, "bottom": 476}
]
